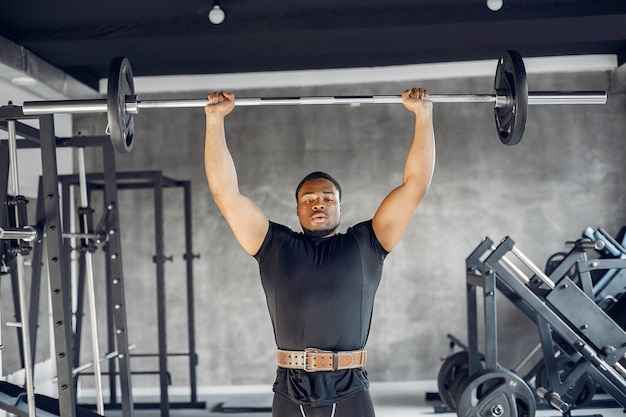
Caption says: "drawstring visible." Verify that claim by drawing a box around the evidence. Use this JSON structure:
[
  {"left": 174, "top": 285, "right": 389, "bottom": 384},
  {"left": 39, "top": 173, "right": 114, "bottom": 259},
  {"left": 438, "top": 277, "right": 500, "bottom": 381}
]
[{"left": 299, "top": 403, "right": 336, "bottom": 417}]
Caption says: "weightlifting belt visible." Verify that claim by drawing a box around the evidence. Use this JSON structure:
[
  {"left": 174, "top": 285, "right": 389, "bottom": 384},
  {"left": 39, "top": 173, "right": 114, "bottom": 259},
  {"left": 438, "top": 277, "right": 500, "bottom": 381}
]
[{"left": 277, "top": 348, "right": 367, "bottom": 372}]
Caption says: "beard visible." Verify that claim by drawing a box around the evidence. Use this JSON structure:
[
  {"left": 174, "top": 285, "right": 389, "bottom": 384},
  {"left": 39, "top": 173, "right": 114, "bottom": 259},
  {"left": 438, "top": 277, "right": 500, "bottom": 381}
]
[{"left": 302, "top": 223, "right": 339, "bottom": 238}]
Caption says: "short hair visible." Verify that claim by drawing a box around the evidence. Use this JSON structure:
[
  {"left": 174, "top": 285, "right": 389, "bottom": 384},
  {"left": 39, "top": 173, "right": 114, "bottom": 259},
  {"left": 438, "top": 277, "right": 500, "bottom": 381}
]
[{"left": 295, "top": 171, "right": 342, "bottom": 201}]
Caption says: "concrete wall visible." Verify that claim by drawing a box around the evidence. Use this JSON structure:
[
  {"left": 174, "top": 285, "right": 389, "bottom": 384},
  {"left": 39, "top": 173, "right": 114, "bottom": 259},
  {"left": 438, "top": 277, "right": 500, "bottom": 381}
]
[{"left": 72, "top": 70, "right": 626, "bottom": 389}]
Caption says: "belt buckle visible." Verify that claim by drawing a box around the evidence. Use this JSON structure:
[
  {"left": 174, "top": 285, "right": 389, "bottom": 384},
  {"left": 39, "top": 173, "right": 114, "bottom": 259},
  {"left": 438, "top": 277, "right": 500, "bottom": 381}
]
[
  {"left": 303, "top": 348, "right": 331, "bottom": 372},
  {"left": 302, "top": 348, "right": 318, "bottom": 372}
]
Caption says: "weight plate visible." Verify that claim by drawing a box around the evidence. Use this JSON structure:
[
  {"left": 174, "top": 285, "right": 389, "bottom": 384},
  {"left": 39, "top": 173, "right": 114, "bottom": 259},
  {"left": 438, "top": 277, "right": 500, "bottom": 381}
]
[
  {"left": 535, "top": 357, "right": 596, "bottom": 409},
  {"left": 438, "top": 351, "right": 484, "bottom": 410},
  {"left": 449, "top": 372, "right": 470, "bottom": 411},
  {"left": 494, "top": 50, "right": 528, "bottom": 146},
  {"left": 438, "top": 352, "right": 470, "bottom": 410},
  {"left": 457, "top": 369, "right": 536, "bottom": 417},
  {"left": 107, "top": 57, "right": 135, "bottom": 153}
]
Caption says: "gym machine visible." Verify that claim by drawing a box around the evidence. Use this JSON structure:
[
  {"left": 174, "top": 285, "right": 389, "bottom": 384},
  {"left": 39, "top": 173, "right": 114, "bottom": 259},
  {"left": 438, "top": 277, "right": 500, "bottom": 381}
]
[{"left": 438, "top": 234, "right": 626, "bottom": 417}]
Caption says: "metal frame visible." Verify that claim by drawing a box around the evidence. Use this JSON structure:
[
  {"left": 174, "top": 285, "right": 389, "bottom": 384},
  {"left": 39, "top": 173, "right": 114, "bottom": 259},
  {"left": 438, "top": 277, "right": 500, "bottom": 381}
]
[
  {"left": 0, "top": 105, "right": 135, "bottom": 417},
  {"left": 464, "top": 235, "right": 626, "bottom": 412},
  {"left": 57, "top": 171, "right": 202, "bottom": 417}
]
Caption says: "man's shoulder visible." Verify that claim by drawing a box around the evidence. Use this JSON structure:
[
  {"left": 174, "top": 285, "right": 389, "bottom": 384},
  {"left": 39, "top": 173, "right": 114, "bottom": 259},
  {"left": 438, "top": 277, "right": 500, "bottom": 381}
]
[
  {"left": 269, "top": 221, "right": 297, "bottom": 235},
  {"left": 345, "top": 219, "right": 374, "bottom": 235},
  {"left": 255, "top": 221, "right": 295, "bottom": 261},
  {"left": 267, "top": 221, "right": 307, "bottom": 243},
  {"left": 346, "top": 220, "right": 388, "bottom": 257}
]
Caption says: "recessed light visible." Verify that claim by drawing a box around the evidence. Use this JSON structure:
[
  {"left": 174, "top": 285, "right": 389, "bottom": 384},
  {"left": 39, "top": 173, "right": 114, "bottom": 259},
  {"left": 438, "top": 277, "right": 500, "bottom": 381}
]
[{"left": 12, "top": 76, "right": 37, "bottom": 86}]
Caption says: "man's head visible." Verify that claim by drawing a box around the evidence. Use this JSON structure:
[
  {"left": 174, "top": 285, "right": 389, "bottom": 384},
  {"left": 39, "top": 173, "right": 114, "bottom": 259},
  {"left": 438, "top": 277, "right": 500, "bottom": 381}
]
[{"left": 295, "top": 172, "right": 342, "bottom": 238}]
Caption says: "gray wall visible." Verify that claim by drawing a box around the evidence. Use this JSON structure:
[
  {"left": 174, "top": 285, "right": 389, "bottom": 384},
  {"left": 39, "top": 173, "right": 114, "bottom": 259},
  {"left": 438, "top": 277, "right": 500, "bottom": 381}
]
[{"left": 72, "top": 70, "right": 626, "bottom": 389}]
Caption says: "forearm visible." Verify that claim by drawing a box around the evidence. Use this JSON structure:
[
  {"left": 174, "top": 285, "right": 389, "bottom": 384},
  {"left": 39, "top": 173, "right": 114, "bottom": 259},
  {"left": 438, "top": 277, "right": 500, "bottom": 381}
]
[
  {"left": 204, "top": 114, "right": 240, "bottom": 199},
  {"left": 402, "top": 111, "right": 436, "bottom": 198}
]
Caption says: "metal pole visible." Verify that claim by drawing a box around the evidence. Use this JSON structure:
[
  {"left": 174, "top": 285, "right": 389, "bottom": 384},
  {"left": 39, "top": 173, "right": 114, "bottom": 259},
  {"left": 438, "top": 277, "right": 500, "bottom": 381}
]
[
  {"left": 72, "top": 344, "right": 136, "bottom": 375},
  {"left": 0, "top": 226, "right": 39, "bottom": 241},
  {"left": 512, "top": 342, "right": 542, "bottom": 373},
  {"left": 138, "top": 91, "right": 607, "bottom": 108},
  {"left": 100, "top": 142, "right": 135, "bottom": 417},
  {"left": 39, "top": 113, "right": 77, "bottom": 417},
  {"left": 526, "top": 91, "right": 608, "bottom": 105},
  {"left": 0, "top": 228, "right": 107, "bottom": 241},
  {"left": 490, "top": 245, "right": 532, "bottom": 285},
  {"left": 182, "top": 180, "right": 198, "bottom": 404},
  {"left": 0, "top": 140, "right": 8, "bottom": 379},
  {"left": 62, "top": 232, "right": 104, "bottom": 240},
  {"left": 7, "top": 120, "right": 37, "bottom": 417},
  {"left": 509, "top": 246, "right": 557, "bottom": 289},
  {"left": 153, "top": 172, "right": 170, "bottom": 417},
  {"left": 21, "top": 90, "right": 608, "bottom": 115},
  {"left": 77, "top": 147, "right": 105, "bottom": 415},
  {"left": 138, "top": 94, "right": 496, "bottom": 108}
]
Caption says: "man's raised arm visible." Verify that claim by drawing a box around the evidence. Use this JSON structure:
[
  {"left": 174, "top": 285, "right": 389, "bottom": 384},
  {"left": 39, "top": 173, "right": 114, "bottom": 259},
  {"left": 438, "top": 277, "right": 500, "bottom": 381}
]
[
  {"left": 204, "top": 92, "right": 269, "bottom": 255},
  {"left": 372, "top": 87, "right": 436, "bottom": 252}
]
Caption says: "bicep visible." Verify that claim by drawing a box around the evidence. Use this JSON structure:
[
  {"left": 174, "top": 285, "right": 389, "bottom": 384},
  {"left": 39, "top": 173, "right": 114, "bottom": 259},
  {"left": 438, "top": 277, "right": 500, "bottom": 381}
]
[
  {"left": 372, "top": 182, "right": 426, "bottom": 252},
  {"left": 213, "top": 192, "right": 269, "bottom": 255}
]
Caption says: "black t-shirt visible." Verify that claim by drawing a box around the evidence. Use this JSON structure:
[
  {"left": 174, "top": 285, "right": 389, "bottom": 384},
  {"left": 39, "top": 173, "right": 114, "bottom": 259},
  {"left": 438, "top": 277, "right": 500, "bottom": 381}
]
[{"left": 254, "top": 220, "right": 388, "bottom": 406}]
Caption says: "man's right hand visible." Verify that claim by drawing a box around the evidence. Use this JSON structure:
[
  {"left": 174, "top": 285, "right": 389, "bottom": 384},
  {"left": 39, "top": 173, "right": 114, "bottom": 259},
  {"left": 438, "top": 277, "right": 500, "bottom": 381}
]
[
  {"left": 401, "top": 87, "right": 432, "bottom": 115},
  {"left": 205, "top": 91, "right": 236, "bottom": 118}
]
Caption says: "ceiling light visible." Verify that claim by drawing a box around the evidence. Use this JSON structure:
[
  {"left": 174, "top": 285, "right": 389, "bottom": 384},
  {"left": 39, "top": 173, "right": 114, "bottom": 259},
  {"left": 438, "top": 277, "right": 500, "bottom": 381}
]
[
  {"left": 208, "top": 3, "right": 225, "bottom": 24},
  {"left": 486, "top": 0, "right": 503, "bottom": 11},
  {"left": 12, "top": 76, "right": 37, "bottom": 86}
]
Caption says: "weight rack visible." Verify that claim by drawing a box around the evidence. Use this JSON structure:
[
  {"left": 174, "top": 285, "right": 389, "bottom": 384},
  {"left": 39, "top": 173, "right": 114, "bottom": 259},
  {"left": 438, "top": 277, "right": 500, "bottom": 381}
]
[
  {"left": 450, "top": 236, "right": 626, "bottom": 417},
  {"left": 0, "top": 112, "right": 135, "bottom": 417},
  {"left": 56, "top": 171, "right": 204, "bottom": 417}
]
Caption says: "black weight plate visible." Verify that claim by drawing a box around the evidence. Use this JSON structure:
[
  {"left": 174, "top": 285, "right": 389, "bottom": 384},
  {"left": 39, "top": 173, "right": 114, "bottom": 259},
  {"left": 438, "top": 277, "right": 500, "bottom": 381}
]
[
  {"left": 535, "top": 358, "right": 596, "bottom": 409},
  {"left": 107, "top": 57, "right": 135, "bottom": 153},
  {"left": 457, "top": 369, "right": 536, "bottom": 417},
  {"left": 437, "top": 352, "right": 471, "bottom": 410},
  {"left": 449, "top": 372, "right": 470, "bottom": 411},
  {"left": 494, "top": 50, "right": 528, "bottom": 146},
  {"left": 438, "top": 351, "right": 485, "bottom": 410}
]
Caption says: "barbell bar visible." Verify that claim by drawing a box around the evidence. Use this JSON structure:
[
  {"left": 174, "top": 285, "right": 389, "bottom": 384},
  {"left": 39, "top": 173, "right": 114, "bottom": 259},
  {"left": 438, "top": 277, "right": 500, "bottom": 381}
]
[
  {"left": 21, "top": 92, "right": 606, "bottom": 112},
  {"left": 21, "top": 50, "right": 608, "bottom": 153}
]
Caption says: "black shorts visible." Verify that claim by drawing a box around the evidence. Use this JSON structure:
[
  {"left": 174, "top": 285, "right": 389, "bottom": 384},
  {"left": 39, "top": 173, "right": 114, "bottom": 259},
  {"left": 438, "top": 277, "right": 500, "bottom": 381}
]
[{"left": 271, "top": 390, "right": 375, "bottom": 417}]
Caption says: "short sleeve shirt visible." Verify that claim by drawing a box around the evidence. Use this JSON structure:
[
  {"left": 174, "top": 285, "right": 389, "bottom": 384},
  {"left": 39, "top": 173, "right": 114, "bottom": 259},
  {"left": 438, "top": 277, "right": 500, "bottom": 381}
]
[{"left": 254, "top": 220, "right": 388, "bottom": 406}]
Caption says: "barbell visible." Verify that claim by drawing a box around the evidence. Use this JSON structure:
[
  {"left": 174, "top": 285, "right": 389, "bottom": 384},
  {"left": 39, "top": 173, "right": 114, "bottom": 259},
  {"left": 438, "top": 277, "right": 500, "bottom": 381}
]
[{"left": 21, "top": 50, "right": 607, "bottom": 153}]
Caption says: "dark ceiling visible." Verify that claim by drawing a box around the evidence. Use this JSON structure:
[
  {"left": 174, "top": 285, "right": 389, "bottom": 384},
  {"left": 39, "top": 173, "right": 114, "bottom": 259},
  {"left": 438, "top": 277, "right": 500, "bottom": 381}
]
[{"left": 1, "top": 0, "right": 625, "bottom": 90}]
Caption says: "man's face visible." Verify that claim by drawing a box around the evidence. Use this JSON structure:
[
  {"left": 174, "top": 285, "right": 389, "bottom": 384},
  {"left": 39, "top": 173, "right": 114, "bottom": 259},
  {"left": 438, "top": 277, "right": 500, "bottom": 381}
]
[{"left": 296, "top": 178, "right": 341, "bottom": 237}]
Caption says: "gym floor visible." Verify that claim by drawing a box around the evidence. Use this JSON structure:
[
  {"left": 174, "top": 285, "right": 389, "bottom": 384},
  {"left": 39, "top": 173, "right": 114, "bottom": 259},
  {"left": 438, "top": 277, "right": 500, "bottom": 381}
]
[{"left": 99, "top": 380, "right": 626, "bottom": 417}]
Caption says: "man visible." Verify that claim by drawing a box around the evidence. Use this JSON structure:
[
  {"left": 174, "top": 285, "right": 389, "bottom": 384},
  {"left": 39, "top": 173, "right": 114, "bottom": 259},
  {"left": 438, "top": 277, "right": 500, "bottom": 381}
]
[{"left": 204, "top": 88, "right": 435, "bottom": 417}]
